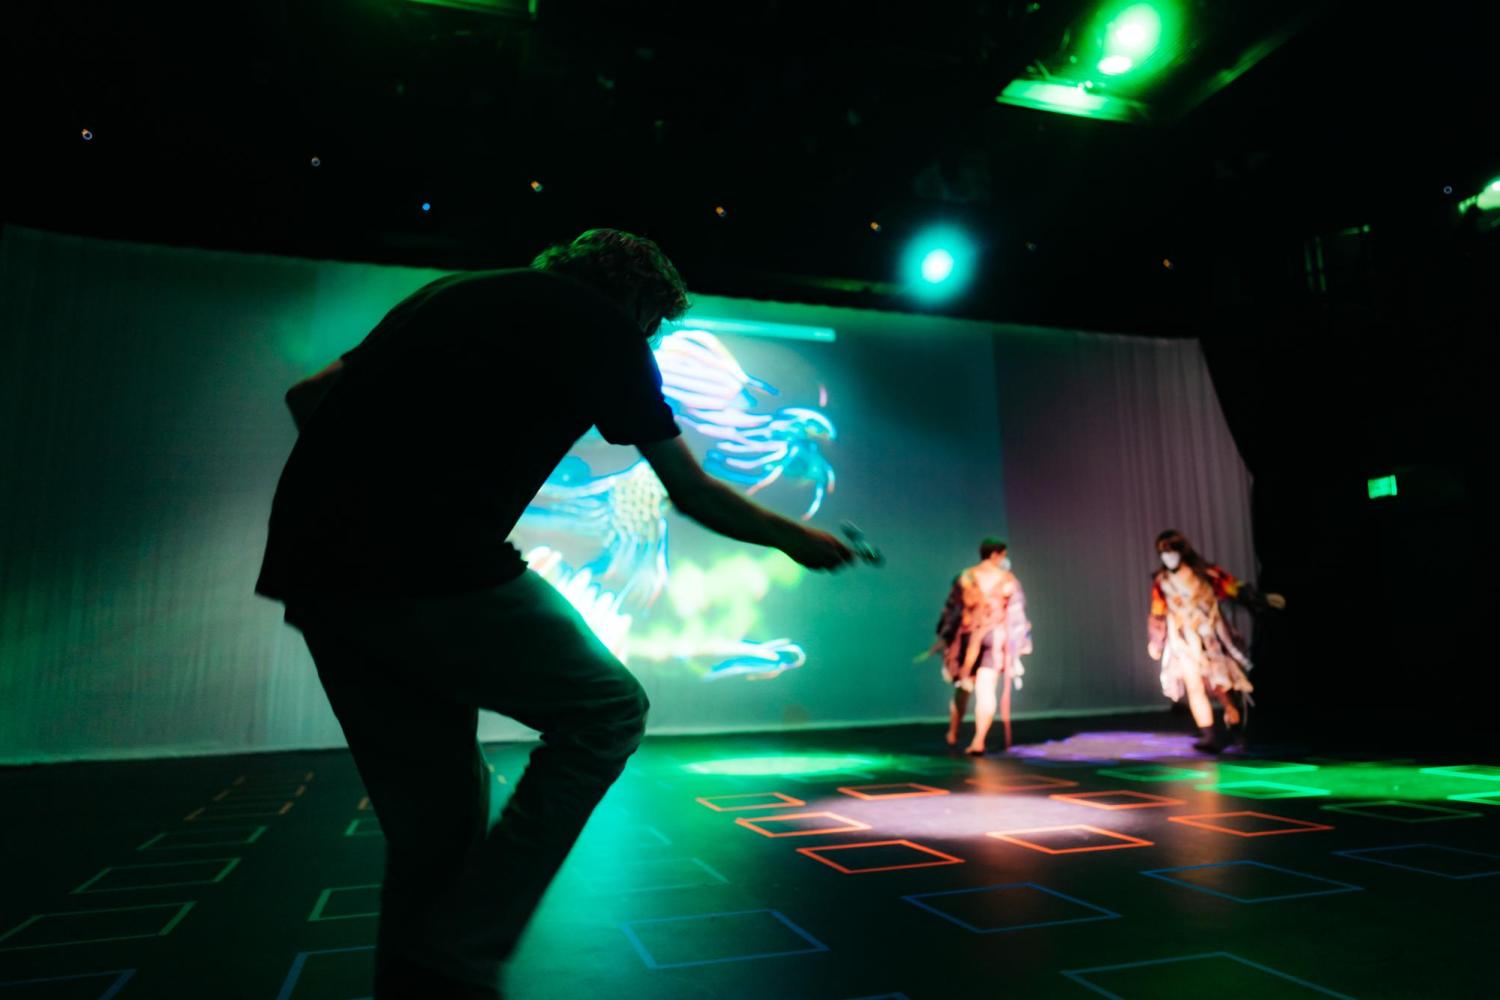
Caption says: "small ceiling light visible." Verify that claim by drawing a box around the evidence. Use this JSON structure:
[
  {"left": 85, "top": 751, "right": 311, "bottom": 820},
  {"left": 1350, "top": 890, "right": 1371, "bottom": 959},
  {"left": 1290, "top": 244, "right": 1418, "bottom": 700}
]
[
  {"left": 869, "top": 221, "right": 881, "bottom": 232},
  {"left": 81, "top": 128, "right": 93, "bottom": 141},
  {"left": 921, "top": 249, "right": 955, "bottom": 283},
  {"left": 530, "top": 180, "right": 544, "bottom": 192},
  {"left": 714, "top": 205, "right": 728, "bottom": 218}
]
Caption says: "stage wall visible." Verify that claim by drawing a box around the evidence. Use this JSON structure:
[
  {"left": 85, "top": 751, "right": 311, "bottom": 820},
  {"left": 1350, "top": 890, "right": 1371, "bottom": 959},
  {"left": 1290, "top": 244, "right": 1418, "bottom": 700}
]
[{"left": 0, "top": 226, "right": 1253, "bottom": 762}]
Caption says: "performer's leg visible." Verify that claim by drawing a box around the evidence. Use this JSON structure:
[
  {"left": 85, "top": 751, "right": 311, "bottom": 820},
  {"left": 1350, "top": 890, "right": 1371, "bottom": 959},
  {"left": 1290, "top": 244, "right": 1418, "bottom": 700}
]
[
  {"left": 999, "top": 667, "right": 1014, "bottom": 749},
  {"left": 969, "top": 666, "right": 1000, "bottom": 754},
  {"left": 947, "top": 687, "right": 970, "bottom": 746},
  {"left": 1211, "top": 686, "right": 1241, "bottom": 726},
  {"left": 1179, "top": 667, "right": 1224, "bottom": 752},
  {"left": 1180, "top": 666, "right": 1214, "bottom": 729}
]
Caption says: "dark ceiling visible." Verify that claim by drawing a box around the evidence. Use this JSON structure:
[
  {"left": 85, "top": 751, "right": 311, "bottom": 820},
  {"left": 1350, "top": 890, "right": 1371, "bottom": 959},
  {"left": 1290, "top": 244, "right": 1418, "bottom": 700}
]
[{"left": 5, "top": 0, "right": 1497, "bottom": 332}]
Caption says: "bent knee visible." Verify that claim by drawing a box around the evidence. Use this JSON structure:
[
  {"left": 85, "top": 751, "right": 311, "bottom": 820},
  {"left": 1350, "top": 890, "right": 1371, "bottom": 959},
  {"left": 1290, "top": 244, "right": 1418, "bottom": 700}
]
[
  {"left": 597, "top": 672, "right": 650, "bottom": 746},
  {"left": 621, "top": 676, "right": 650, "bottom": 731}
]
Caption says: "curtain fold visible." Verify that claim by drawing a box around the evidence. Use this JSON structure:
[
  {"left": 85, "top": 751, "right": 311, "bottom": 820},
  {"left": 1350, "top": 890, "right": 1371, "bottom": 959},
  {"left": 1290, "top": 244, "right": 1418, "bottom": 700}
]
[{"left": 991, "top": 328, "right": 1256, "bottom": 716}]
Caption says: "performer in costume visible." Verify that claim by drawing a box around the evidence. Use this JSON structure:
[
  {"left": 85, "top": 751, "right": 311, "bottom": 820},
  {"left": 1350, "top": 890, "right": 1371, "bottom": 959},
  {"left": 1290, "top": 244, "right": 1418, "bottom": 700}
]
[
  {"left": 1147, "top": 529, "right": 1284, "bottom": 752},
  {"left": 935, "top": 538, "right": 1033, "bottom": 754}
]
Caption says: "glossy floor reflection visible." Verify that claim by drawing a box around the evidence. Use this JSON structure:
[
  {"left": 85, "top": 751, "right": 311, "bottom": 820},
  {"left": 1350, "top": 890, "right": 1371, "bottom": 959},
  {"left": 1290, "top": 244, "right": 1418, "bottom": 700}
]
[{"left": 2, "top": 714, "right": 1494, "bottom": 998}]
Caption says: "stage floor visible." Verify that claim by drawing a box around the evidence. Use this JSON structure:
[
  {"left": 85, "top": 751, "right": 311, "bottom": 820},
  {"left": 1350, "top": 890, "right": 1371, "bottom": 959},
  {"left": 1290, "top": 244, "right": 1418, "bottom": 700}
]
[{"left": 2, "top": 715, "right": 1496, "bottom": 998}]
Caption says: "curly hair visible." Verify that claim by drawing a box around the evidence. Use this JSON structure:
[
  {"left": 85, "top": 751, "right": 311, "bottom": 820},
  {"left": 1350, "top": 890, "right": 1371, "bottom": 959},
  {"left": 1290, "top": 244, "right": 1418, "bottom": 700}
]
[{"left": 531, "top": 228, "right": 689, "bottom": 333}]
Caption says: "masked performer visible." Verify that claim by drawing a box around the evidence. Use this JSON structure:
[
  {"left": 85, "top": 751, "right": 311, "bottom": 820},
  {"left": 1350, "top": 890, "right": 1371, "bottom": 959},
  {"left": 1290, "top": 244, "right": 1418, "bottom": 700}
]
[
  {"left": 1147, "top": 529, "right": 1284, "bottom": 752},
  {"left": 935, "top": 538, "right": 1033, "bottom": 754}
]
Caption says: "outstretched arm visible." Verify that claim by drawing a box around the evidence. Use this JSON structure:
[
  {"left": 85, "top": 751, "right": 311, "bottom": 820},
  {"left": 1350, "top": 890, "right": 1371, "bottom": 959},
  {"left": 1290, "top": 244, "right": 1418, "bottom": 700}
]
[
  {"left": 639, "top": 436, "right": 853, "bottom": 570},
  {"left": 1208, "top": 565, "right": 1286, "bottom": 611},
  {"left": 285, "top": 359, "right": 345, "bottom": 431}
]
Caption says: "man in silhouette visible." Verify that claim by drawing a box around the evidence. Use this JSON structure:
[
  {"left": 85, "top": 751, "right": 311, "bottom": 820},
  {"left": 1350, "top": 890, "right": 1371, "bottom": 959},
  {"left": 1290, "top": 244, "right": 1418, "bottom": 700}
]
[{"left": 257, "top": 229, "right": 853, "bottom": 998}]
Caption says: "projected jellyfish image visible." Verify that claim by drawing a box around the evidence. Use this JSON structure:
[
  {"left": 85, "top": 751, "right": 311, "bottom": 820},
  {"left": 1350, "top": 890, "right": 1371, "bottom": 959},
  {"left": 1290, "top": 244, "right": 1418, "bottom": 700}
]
[
  {"left": 513, "top": 327, "right": 837, "bottom": 681},
  {"left": 523, "top": 457, "right": 673, "bottom": 611},
  {"left": 657, "top": 329, "right": 837, "bottom": 519}
]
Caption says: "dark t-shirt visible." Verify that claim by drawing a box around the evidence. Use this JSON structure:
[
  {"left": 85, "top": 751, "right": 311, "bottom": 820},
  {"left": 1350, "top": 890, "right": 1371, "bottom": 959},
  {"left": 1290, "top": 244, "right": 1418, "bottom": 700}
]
[{"left": 255, "top": 268, "right": 680, "bottom": 602}]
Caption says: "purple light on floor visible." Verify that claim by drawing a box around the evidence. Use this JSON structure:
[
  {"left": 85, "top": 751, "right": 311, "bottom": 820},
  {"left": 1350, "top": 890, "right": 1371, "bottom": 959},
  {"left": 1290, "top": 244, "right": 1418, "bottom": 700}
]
[
  {"left": 1008, "top": 731, "right": 1210, "bottom": 762},
  {"left": 793, "top": 783, "right": 1165, "bottom": 843}
]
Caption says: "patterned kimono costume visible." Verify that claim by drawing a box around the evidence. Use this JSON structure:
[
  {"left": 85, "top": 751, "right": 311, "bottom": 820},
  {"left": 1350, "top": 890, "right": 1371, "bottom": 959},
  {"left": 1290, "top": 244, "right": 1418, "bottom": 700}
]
[
  {"left": 936, "top": 570, "right": 1033, "bottom": 693},
  {"left": 1148, "top": 564, "right": 1254, "bottom": 702}
]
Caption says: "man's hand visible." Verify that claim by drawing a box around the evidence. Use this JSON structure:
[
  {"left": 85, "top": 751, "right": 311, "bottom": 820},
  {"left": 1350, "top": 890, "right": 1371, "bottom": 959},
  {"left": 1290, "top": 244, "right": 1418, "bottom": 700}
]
[
  {"left": 774, "top": 523, "right": 855, "bottom": 571},
  {"left": 641, "top": 437, "right": 854, "bottom": 570},
  {"left": 1147, "top": 642, "right": 1163, "bottom": 661}
]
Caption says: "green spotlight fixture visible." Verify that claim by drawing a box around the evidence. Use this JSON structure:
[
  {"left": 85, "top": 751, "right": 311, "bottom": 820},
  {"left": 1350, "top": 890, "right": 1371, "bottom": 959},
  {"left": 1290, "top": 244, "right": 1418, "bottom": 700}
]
[
  {"left": 996, "top": 79, "right": 1146, "bottom": 123},
  {"left": 1367, "top": 474, "right": 1398, "bottom": 500},
  {"left": 997, "top": 0, "right": 1182, "bottom": 119},
  {"left": 1094, "top": 0, "right": 1178, "bottom": 82},
  {"left": 997, "top": 0, "right": 1311, "bottom": 123},
  {"left": 1105, "top": 3, "right": 1165, "bottom": 60},
  {"left": 1480, "top": 177, "right": 1500, "bottom": 212},
  {"left": 1457, "top": 177, "right": 1500, "bottom": 214}
]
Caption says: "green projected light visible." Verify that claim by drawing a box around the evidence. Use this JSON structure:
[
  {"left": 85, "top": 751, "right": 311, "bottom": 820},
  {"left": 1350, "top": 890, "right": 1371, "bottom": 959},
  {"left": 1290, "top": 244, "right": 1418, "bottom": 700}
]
[
  {"left": 1367, "top": 474, "right": 1398, "bottom": 500},
  {"left": 683, "top": 754, "right": 879, "bottom": 777},
  {"left": 901, "top": 227, "right": 976, "bottom": 302},
  {"left": 628, "top": 553, "right": 806, "bottom": 678},
  {"left": 1230, "top": 763, "right": 1479, "bottom": 803},
  {"left": 1194, "top": 780, "right": 1331, "bottom": 799},
  {"left": 1450, "top": 790, "right": 1500, "bottom": 806}
]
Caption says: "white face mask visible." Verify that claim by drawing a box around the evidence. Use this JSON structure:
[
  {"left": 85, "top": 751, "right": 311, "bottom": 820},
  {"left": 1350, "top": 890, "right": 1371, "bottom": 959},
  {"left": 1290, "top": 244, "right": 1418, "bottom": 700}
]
[
  {"left": 1161, "top": 551, "right": 1182, "bottom": 570},
  {"left": 1000, "top": 556, "right": 1012, "bottom": 571}
]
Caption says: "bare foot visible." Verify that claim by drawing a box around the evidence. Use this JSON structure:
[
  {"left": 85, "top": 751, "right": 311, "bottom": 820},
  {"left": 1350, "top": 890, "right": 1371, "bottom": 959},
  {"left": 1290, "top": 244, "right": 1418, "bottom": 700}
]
[
  {"left": 945, "top": 729, "right": 959, "bottom": 747},
  {"left": 1223, "top": 703, "right": 1241, "bottom": 727},
  {"left": 966, "top": 743, "right": 986, "bottom": 756}
]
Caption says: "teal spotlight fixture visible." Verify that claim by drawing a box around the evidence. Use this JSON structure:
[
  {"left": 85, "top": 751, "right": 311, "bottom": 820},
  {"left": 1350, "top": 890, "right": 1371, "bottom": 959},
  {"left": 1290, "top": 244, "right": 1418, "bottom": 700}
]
[{"left": 902, "top": 226, "right": 976, "bottom": 302}]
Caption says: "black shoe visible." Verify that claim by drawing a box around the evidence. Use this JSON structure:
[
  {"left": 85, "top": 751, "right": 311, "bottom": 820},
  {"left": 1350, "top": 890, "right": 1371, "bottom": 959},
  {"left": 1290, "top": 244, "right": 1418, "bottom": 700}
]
[{"left": 1192, "top": 726, "right": 1224, "bottom": 754}]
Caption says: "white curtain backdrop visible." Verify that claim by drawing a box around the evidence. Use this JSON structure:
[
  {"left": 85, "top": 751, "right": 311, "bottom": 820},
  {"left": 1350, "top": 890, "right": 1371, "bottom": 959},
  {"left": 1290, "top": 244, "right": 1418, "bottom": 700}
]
[
  {"left": 991, "top": 326, "right": 1257, "bottom": 716},
  {"left": 0, "top": 226, "right": 1252, "bottom": 763}
]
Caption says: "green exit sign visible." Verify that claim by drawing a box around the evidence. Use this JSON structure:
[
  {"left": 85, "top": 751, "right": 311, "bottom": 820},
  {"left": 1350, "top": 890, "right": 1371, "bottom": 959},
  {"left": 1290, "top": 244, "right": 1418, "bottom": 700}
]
[{"left": 1367, "top": 475, "right": 1398, "bottom": 500}]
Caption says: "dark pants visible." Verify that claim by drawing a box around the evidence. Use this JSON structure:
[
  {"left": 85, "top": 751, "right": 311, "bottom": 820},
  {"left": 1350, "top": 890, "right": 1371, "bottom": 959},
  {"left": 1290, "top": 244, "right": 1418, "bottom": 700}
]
[{"left": 293, "top": 572, "right": 650, "bottom": 998}]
